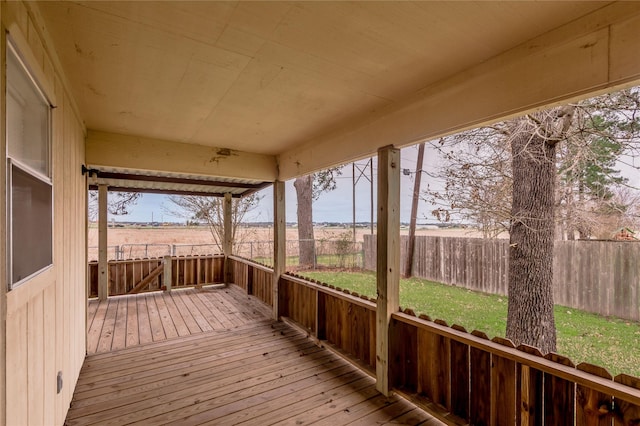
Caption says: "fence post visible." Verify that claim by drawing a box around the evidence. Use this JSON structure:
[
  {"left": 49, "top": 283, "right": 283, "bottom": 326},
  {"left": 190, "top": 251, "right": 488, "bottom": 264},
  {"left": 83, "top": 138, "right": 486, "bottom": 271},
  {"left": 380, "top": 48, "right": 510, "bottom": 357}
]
[{"left": 163, "top": 255, "right": 172, "bottom": 291}]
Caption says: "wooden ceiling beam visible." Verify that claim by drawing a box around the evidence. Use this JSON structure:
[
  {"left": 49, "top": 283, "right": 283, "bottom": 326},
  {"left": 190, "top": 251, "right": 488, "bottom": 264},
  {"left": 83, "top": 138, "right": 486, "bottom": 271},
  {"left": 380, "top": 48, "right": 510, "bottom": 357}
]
[
  {"left": 87, "top": 185, "right": 244, "bottom": 198},
  {"left": 87, "top": 170, "right": 268, "bottom": 190}
]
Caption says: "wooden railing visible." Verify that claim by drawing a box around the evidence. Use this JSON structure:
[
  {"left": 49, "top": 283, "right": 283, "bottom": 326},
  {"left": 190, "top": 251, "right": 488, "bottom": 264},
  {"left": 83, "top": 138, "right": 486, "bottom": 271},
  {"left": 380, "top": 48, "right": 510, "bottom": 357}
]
[
  {"left": 227, "top": 256, "right": 640, "bottom": 425},
  {"left": 391, "top": 311, "right": 640, "bottom": 425},
  {"left": 279, "top": 273, "right": 377, "bottom": 371},
  {"left": 229, "top": 255, "right": 273, "bottom": 306},
  {"left": 88, "top": 254, "right": 224, "bottom": 297}
]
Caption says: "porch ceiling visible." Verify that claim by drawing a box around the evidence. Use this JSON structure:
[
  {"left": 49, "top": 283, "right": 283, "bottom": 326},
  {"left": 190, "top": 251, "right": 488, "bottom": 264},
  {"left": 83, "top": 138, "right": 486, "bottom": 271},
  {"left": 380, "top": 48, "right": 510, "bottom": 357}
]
[{"left": 34, "top": 1, "right": 640, "bottom": 181}]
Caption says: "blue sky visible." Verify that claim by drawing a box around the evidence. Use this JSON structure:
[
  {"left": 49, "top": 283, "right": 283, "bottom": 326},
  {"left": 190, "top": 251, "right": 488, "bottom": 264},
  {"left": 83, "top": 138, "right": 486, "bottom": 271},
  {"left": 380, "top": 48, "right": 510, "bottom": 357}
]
[{"left": 112, "top": 145, "right": 442, "bottom": 224}]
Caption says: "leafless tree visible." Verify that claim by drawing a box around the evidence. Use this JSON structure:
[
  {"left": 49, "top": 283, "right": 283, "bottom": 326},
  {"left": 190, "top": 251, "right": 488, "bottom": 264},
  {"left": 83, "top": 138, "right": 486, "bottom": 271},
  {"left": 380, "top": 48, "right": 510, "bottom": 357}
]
[
  {"left": 87, "top": 191, "right": 142, "bottom": 221},
  {"left": 425, "top": 88, "right": 640, "bottom": 240},
  {"left": 168, "top": 194, "right": 262, "bottom": 250}
]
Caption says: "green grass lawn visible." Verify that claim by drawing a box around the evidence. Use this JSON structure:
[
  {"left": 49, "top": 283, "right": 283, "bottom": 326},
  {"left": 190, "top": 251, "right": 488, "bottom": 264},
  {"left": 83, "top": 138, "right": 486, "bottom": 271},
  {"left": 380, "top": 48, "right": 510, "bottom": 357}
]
[
  {"left": 253, "top": 253, "right": 363, "bottom": 269},
  {"left": 300, "top": 270, "right": 640, "bottom": 377}
]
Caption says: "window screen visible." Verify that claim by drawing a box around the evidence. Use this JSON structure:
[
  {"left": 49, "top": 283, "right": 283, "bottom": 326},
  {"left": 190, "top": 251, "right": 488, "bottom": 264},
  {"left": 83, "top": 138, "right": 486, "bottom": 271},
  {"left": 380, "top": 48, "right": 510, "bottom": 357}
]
[{"left": 9, "top": 161, "right": 52, "bottom": 285}]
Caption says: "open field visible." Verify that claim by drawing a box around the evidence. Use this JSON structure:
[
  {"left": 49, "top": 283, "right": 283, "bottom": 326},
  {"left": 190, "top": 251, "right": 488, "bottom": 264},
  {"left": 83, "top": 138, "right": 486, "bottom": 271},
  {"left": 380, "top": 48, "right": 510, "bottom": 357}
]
[{"left": 87, "top": 224, "right": 491, "bottom": 248}]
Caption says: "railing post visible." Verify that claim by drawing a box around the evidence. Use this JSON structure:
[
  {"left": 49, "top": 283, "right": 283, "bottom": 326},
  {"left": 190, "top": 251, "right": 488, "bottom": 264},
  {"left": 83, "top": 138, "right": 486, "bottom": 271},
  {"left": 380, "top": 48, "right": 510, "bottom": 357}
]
[
  {"left": 376, "top": 146, "right": 401, "bottom": 396},
  {"left": 98, "top": 184, "right": 109, "bottom": 301},
  {"left": 163, "top": 255, "right": 172, "bottom": 292}
]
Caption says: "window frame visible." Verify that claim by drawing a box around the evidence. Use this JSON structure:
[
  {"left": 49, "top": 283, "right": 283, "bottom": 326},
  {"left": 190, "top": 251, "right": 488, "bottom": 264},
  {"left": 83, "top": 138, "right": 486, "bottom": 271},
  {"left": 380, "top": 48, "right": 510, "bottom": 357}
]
[{"left": 6, "top": 41, "right": 54, "bottom": 290}]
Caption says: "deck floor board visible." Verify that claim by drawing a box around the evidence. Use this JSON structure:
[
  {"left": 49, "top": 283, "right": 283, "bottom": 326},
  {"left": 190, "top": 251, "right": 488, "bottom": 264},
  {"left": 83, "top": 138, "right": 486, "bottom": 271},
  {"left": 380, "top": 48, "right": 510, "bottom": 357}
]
[{"left": 72, "top": 285, "right": 442, "bottom": 425}]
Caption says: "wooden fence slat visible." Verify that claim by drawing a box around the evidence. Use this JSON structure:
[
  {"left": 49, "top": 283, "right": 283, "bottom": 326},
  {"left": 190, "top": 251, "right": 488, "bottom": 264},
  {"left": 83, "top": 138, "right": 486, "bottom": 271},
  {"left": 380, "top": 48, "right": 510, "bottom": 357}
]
[
  {"left": 390, "top": 317, "right": 417, "bottom": 391},
  {"left": 576, "top": 363, "right": 614, "bottom": 426},
  {"left": 325, "top": 294, "right": 335, "bottom": 346},
  {"left": 517, "top": 345, "right": 544, "bottom": 425},
  {"left": 280, "top": 278, "right": 290, "bottom": 318},
  {"left": 108, "top": 263, "right": 117, "bottom": 296},
  {"left": 123, "top": 261, "right": 131, "bottom": 293},
  {"left": 316, "top": 291, "right": 326, "bottom": 340},
  {"left": 544, "top": 353, "right": 576, "bottom": 425},
  {"left": 89, "top": 263, "right": 98, "bottom": 297},
  {"left": 142, "top": 260, "right": 150, "bottom": 288},
  {"left": 216, "top": 256, "right": 224, "bottom": 283},
  {"left": 470, "top": 330, "right": 492, "bottom": 425},
  {"left": 450, "top": 324, "right": 470, "bottom": 421},
  {"left": 417, "top": 319, "right": 451, "bottom": 410},
  {"left": 368, "top": 308, "right": 376, "bottom": 369},
  {"left": 614, "top": 374, "right": 640, "bottom": 426},
  {"left": 491, "top": 337, "right": 517, "bottom": 426},
  {"left": 354, "top": 304, "right": 366, "bottom": 363}
]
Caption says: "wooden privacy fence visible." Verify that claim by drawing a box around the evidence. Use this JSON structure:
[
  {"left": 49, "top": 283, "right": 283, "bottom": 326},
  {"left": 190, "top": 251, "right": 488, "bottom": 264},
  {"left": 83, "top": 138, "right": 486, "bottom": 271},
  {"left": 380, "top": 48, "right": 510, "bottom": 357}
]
[
  {"left": 88, "top": 254, "right": 224, "bottom": 297},
  {"left": 228, "top": 256, "right": 640, "bottom": 425},
  {"left": 364, "top": 235, "right": 640, "bottom": 322}
]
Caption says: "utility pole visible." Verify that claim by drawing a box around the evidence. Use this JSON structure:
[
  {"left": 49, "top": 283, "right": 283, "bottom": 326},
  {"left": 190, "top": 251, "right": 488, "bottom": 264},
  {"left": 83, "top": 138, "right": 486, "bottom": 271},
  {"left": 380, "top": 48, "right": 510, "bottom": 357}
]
[
  {"left": 370, "top": 158, "right": 374, "bottom": 235},
  {"left": 352, "top": 162, "right": 356, "bottom": 243},
  {"left": 405, "top": 143, "right": 425, "bottom": 277},
  {"left": 352, "top": 159, "right": 375, "bottom": 241}
]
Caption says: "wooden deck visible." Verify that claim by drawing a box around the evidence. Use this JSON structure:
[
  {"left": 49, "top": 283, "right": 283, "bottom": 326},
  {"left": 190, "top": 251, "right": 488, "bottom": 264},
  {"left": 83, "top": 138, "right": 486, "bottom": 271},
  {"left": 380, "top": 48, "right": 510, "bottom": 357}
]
[
  {"left": 73, "top": 286, "right": 443, "bottom": 425},
  {"left": 86, "top": 285, "right": 272, "bottom": 354}
]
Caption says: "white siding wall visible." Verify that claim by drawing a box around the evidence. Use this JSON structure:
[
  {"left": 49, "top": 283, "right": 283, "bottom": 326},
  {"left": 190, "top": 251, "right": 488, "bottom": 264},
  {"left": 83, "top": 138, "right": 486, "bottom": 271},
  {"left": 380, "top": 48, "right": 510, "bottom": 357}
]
[{"left": 2, "top": 2, "right": 87, "bottom": 424}]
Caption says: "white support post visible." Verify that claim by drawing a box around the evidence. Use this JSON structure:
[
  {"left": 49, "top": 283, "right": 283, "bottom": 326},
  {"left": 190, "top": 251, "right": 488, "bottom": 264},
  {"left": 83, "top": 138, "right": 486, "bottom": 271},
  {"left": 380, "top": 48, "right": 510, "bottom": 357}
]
[
  {"left": 98, "top": 184, "right": 109, "bottom": 301},
  {"left": 223, "top": 193, "right": 233, "bottom": 285},
  {"left": 375, "top": 146, "right": 401, "bottom": 396},
  {"left": 273, "top": 181, "right": 286, "bottom": 321}
]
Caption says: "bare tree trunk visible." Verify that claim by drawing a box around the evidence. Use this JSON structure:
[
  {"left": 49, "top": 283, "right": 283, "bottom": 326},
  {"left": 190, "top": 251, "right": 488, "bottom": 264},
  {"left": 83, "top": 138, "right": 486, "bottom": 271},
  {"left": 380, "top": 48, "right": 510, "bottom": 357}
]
[
  {"left": 294, "top": 175, "right": 315, "bottom": 267},
  {"left": 405, "top": 143, "right": 425, "bottom": 277},
  {"left": 506, "top": 117, "right": 558, "bottom": 354}
]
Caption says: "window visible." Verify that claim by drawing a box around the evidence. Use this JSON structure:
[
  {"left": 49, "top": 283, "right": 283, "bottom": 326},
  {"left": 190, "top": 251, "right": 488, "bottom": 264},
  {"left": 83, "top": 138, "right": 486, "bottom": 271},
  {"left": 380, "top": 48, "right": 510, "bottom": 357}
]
[{"left": 6, "top": 44, "right": 52, "bottom": 288}]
